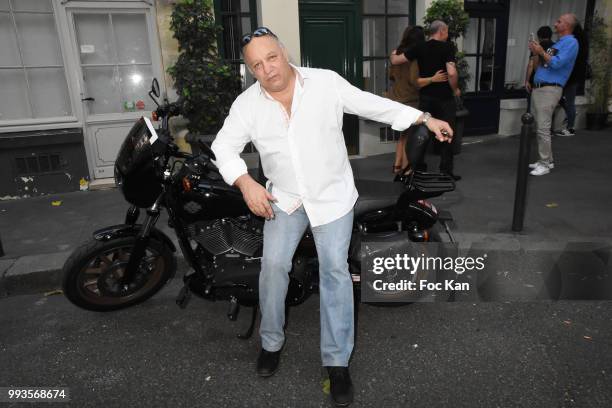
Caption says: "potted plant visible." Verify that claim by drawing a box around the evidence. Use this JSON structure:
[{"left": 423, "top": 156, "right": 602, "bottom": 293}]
[
  {"left": 586, "top": 14, "right": 611, "bottom": 130},
  {"left": 423, "top": 0, "right": 471, "bottom": 154},
  {"left": 167, "top": 0, "right": 242, "bottom": 148}
]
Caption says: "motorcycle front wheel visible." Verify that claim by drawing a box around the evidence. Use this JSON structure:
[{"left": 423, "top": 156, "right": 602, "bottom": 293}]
[{"left": 62, "top": 236, "right": 176, "bottom": 311}]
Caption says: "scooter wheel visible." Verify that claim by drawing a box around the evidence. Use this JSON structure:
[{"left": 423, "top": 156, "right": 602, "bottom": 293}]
[{"left": 62, "top": 236, "right": 176, "bottom": 312}]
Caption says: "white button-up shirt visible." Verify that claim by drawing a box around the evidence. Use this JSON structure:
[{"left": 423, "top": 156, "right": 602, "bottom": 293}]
[{"left": 211, "top": 65, "right": 422, "bottom": 227}]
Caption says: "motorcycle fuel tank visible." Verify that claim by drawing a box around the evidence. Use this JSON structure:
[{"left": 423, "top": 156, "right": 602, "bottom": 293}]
[{"left": 176, "top": 179, "right": 250, "bottom": 221}]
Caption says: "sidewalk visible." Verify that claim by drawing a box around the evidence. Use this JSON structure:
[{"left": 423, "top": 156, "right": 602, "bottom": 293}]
[{"left": 1, "top": 129, "right": 611, "bottom": 297}]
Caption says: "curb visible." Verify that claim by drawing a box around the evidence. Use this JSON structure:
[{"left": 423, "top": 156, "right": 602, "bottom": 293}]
[{"left": 0, "top": 251, "right": 189, "bottom": 298}]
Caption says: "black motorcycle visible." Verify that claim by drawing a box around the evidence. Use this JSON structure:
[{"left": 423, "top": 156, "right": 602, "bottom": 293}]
[{"left": 62, "top": 79, "right": 456, "bottom": 338}]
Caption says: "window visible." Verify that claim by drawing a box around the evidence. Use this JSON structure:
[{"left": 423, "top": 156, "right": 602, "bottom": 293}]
[
  {"left": 380, "top": 127, "right": 402, "bottom": 143},
  {"left": 73, "top": 12, "right": 155, "bottom": 115},
  {"left": 463, "top": 16, "right": 497, "bottom": 93},
  {"left": 362, "top": 0, "right": 415, "bottom": 96},
  {"left": 15, "top": 153, "right": 64, "bottom": 175},
  {"left": 213, "top": 0, "right": 258, "bottom": 153},
  {"left": 504, "top": 0, "right": 587, "bottom": 92},
  {"left": 213, "top": 0, "right": 258, "bottom": 90},
  {"left": 0, "top": 0, "right": 72, "bottom": 121}
]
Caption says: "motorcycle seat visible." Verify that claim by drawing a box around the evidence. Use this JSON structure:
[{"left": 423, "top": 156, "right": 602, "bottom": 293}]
[{"left": 353, "top": 179, "right": 404, "bottom": 217}]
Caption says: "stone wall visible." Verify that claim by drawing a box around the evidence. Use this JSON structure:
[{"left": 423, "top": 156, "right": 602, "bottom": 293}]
[{"left": 155, "top": 0, "right": 180, "bottom": 100}]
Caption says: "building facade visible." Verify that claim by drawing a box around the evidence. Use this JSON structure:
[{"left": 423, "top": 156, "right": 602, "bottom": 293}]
[{"left": 0, "top": 0, "right": 609, "bottom": 196}]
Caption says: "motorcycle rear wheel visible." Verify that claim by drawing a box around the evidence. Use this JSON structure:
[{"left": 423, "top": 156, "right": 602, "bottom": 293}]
[
  {"left": 359, "top": 223, "right": 451, "bottom": 306},
  {"left": 62, "top": 236, "right": 176, "bottom": 311}
]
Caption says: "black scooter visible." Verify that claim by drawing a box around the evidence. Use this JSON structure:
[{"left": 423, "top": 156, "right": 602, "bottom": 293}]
[{"left": 62, "top": 79, "right": 456, "bottom": 338}]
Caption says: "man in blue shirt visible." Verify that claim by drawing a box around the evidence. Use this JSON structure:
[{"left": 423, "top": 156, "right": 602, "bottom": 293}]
[{"left": 528, "top": 13, "right": 579, "bottom": 176}]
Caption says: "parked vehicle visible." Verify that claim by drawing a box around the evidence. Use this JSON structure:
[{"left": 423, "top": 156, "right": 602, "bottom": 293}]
[{"left": 62, "top": 79, "right": 456, "bottom": 338}]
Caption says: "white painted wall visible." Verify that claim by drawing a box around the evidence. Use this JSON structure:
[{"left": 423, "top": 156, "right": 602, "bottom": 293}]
[
  {"left": 498, "top": 97, "right": 589, "bottom": 136},
  {"left": 256, "top": 0, "right": 301, "bottom": 65},
  {"left": 416, "top": 0, "right": 435, "bottom": 25},
  {"left": 358, "top": 120, "right": 398, "bottom": 157}
]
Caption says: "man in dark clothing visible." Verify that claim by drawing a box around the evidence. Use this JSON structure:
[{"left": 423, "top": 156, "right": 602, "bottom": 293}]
[
  {"left": 525, "top": 26, "right": 555, "bottom": 91},
  {"left": 525, "top": 26, "right": 555, "bottom": 113},
  {"left": 390, "top": 20, "right": 461, "bottom": 180}
]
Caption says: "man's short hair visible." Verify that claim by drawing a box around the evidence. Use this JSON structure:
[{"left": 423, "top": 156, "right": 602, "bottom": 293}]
[
  {"left": 428, "top": 20, "right": 448, "bottom": 35},
  {"left": 537, "top": 26, "right": 552, "bottom": 40},
  {"left": 563, "top": 13, "right": 578, "bottom": 31}
]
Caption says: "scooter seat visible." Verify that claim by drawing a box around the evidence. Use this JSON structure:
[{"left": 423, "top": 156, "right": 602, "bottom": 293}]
[{"left": 354, "top": 179, "right": 404, "bottom": 217}]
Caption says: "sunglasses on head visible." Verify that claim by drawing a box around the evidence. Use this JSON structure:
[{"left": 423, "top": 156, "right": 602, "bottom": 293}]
[{"left": 241, "top": 27, "right": 277, "bottom": 48}]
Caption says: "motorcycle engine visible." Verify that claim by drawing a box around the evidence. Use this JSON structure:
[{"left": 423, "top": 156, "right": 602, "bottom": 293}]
[
  {"left": 187, "top": 216, "right": 311, "bottom": 305},
  {"left": 187, "top": 215, "right": 264, "bottom": 257}
]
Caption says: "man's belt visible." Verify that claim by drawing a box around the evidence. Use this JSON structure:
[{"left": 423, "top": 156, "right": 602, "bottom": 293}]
[{"left": 534, "top": 82, "right": 562, "bottom": 88}]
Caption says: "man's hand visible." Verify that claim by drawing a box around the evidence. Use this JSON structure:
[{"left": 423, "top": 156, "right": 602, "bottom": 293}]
[
  {"left": 431, "top": 70, "right": 449, "bottom": 83},
  {"left": 422, "top": 116, "right": 454, "bottom": 143},
  {"left": 234, "top": 174, "right": 277, "bottom": 220},
  {"left": 528, "top": 41, "right": 543, "bottom": 56},
  {"left": 454, "top": 88, "right": 461, "bottom": 97},
  {"left": 525, "top": 81, "right": 532, "bottom": 92}
]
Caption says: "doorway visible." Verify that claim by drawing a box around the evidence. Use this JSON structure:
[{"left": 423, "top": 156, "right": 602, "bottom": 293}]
[
  {"left": 298, "top": 0, "right": 362, "bottom": 155},
  {"left": 462, "top": 1, "right": 509, "bottom": 135},
  {"left": 64, "top": 2, "right": 164, "bottom": 179}
]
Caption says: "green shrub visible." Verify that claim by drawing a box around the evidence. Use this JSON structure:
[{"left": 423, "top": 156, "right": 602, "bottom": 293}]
[
  {"left": 588, "top": 14, "right": 611, "bottom": 114},
  {"left": 168, "top": 0, "right": 242, "bottom": 134}
]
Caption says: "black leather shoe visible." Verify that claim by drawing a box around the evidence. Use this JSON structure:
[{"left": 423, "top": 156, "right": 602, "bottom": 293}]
[
  {"left": 327, "top": 366, "right": 354, "bottom": 407},
  {"left": 256, "top": 348, "right": 282, "bottom": 377}
]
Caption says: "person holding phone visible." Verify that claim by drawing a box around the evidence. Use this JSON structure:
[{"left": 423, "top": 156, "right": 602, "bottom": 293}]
[
  {"left": 525, "top": 26, "right": 555, "bottom": 94},
  {"left": 528, "top": 14, "right": 579, "bottom": 176}
]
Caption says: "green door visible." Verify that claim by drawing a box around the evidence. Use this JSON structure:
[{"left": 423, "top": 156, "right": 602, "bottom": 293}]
[{"left": 299, "top": 0, "right": 362, "bottom": 155}]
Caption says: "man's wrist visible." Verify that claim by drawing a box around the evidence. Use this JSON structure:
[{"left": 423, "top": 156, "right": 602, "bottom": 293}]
[
  {"left": 418, "top": 112, "right": 432, "bottom": 125},
  {"left": 233, "top": 173, "right": 252, "bottom": 190}
]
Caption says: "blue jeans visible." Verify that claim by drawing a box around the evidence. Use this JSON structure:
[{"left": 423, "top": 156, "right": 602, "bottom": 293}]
[
  {"left": 561, "top": 81, "right": 578, "bottom": 129},
  {"left": 258, "top": 203, "right": 355, "bottom": 366}
]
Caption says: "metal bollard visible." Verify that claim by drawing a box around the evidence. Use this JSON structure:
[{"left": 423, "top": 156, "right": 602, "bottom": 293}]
[{"left": 512, "top": 112, "right": 535, "bottom": 232}]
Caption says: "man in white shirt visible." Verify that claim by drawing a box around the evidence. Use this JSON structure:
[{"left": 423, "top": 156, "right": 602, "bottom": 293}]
[{"left": 211, "top": 27, "right": 453, "bottom": 407}]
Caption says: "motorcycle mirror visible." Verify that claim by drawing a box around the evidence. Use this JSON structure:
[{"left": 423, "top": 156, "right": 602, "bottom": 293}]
[{"left": 151, "top": 78, "right": 160, "bottom": 98}]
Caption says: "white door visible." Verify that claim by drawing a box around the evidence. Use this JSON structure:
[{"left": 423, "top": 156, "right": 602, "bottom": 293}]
[{"left": 65, "top": 5, "right": 162, "bottom": 179}]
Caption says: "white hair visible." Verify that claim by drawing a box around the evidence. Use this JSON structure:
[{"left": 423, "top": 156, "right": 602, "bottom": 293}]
[
  {"left": 563, "top": 13, "right": 578, "bottom": 31},
  {"left": 429, "top": 20, "right": 448, "bottom": 35}
]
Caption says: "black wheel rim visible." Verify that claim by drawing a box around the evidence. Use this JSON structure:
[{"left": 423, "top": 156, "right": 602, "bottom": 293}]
[{"left": 75, "top": 244, "right": 165, "bottom": 306}]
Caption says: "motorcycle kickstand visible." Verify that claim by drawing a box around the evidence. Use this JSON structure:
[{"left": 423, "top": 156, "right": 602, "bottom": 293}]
[
  {"left": 176, "top": 276, "right": 192, "bottom": 309},
  {"left": 237, "top": 305, "right": 259, "bottom": 340}
]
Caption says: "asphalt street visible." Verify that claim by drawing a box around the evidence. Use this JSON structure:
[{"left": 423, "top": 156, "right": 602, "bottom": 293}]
[{"left": 1, "top": 279, "right": 611, "bottom": 407}]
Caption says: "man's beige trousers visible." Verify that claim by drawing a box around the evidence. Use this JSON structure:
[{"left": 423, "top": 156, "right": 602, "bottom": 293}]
[{"left": 532, "top": 86, "right": 563, "bottom": 164}]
